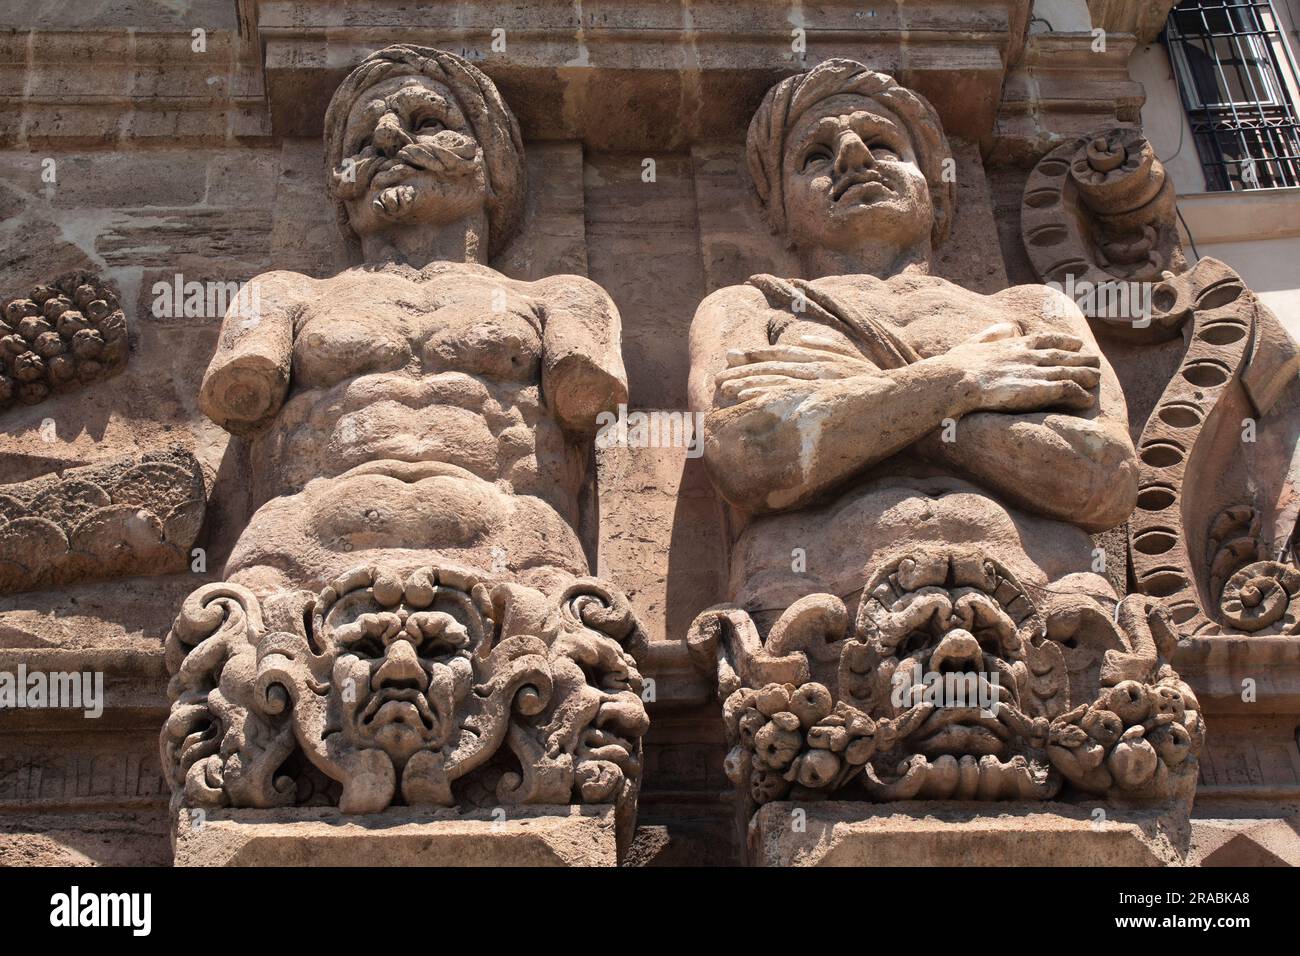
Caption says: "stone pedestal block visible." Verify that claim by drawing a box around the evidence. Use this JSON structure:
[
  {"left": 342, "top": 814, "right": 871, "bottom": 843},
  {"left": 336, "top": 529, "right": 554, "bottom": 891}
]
[
  {"left": 174, "top": 806, "right": 618, "bottom": 867},
  {"left": 748, "top": 801, "right": 1191, "bottom": 866}
]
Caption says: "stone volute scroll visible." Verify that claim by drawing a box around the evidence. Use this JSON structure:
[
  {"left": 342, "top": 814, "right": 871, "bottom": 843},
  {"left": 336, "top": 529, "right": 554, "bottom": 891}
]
[
  {"left": 1023, "top": 126, "right": 1300, "bottom": 640},
  {"left": 685, "top": 60, "right": 1203, "bottom": 862},
  {"left": 161, "top": 45, "right": 648, "bottom": 866}
]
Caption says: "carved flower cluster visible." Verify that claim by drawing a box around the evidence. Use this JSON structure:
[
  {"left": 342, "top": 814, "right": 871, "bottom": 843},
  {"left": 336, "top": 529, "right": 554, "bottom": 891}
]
[
  {"left": 0, "top": 272, "right": 128, "bottom": 409},
  {"left": 1046, "top": 678, "right": 1203, "bottom": 797},
  {"left": 724, "top": 680, "right": 879, "bottom": 805}
]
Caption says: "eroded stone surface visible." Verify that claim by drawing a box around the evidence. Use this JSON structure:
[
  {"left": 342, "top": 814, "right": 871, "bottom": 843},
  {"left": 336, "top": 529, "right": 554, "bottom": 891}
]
[
  {"left": 685, "top": 61, "right": 1202, "bottom": 836},
  {"left": 0, "top": 446, "right": 206, "bottom": 594},
  {"left": 172, "top": 805, "right": 617, "bottom": 867}
]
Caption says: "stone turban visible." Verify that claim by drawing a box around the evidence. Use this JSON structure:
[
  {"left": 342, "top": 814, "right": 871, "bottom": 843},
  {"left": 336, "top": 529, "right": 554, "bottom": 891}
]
[
  {"left": 323, "top": 44, "right": 526, "bottom": 260},
  {"left": 747, "top": 59, "right": 954, "bottom": 247}
]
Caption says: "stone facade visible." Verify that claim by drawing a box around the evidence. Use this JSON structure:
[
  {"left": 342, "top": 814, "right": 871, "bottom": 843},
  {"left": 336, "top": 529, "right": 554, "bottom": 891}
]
[{"left": 2, "top": 1, "right": 1299, "bottom": 867}]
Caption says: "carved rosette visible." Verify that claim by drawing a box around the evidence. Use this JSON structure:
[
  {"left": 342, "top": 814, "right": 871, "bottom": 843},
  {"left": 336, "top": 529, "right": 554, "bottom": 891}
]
[
  {"left": 1, "top": 271, "right": 128, "bottom": 410},
  {"left": 161, "top": 565, "right": 649, "bottom": 823},
  {"left": 688, "top": 550, "right": 1203, "bottom": 813}
]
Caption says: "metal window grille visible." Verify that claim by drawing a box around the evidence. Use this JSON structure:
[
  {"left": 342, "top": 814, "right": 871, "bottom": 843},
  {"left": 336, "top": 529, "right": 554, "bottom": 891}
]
[{"left": 1163, "top": 0, "right": 1300, "bottom": 190}]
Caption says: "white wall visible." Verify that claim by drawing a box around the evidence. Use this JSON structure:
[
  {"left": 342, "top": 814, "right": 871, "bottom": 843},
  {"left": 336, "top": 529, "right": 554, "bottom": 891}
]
[{"left": 1131, "top": 8, "right": 1300, "bottom": 338}]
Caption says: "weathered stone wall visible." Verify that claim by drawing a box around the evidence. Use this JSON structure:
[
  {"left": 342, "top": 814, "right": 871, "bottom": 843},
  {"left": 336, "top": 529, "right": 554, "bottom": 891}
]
[{"left": 2, "top": 1, "right": 1298, "bottom": 866}]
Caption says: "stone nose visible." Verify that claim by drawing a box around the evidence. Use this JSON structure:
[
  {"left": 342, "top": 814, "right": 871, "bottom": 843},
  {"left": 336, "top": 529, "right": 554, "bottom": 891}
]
[
  {"left": 928, "top": 629, "right": 984, "bottom": 675},
  {"left": 371, "top": 638, "right": 428, "bottom": 691},
  {"left": 371, "top": 111, "right": 413, "bottom": 157},
  {"left": 834, "top": 129, "right": 873, "bottom": 176}
]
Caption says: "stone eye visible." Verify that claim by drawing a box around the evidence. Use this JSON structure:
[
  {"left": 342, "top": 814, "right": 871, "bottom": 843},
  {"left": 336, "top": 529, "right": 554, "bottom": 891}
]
[{"left": 802, "top": 148, "right": 832, "bottom": 171}]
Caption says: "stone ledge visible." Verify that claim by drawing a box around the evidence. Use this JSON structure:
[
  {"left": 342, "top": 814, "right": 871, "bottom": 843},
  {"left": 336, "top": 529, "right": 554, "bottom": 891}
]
[
  {"left": 749, "top": 801, "right": 1192, "bottom": 866},
  {"left": 256, "top": 0, "right": 1033, "bottom": 145},
  {"left": 173, "top": 805, "right": 619, "bottom": 866}
]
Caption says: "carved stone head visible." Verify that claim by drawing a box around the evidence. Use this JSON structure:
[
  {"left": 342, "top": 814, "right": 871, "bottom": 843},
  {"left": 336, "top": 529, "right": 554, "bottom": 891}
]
[
  {"left": 324, "top": 45, "right": 525, "bottom": 262},
  {"left": 747, "top": 59, "right": 954, "bottom": 267},
  {"left": 323, "top": 568, "right": 482, "bottom": 766}
]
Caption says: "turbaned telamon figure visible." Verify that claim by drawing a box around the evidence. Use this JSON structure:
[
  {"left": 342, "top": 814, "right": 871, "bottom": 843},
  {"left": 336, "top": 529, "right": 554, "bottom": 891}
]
[
  {"left": 687, "top": 61, "right": 1203, "bottom": 807},
  {"left": 161, "top": 48, "right": 647, "bottom": 824}
]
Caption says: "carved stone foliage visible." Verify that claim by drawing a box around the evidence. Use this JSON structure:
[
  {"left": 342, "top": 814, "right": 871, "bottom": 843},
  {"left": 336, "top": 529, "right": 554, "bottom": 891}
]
[
  {"left": 1, "top": 271, "right": 128, "bottom": 410},
  {"left": 161, "top": 565, "right": 649, "bottom": 818},
  {"left": 0, "top": 446, "right": 206, "bottom": 594},
  {"left": 1021, "top": 127, "right": 1186, "bottom": 341},
  {"left": 688, "top": 550, "right": 1203, "bottom": 813}
]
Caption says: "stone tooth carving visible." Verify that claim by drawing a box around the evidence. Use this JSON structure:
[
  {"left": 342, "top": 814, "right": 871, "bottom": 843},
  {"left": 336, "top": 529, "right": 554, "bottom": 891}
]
[
  {"left": 0, "top": 446, "right": 206, "bottom": 594},
  {"left": 160, "top": 565, "right": 648, "bottom": 824},
  {"left": 686, "top": 60, "right": 1202, "bottom": 821},
  {"left": 0, "top": 270, "right": 128, "bottom": 409},
  {"left": 690, "top": 552, "right": 1202, "bottom": 808}
]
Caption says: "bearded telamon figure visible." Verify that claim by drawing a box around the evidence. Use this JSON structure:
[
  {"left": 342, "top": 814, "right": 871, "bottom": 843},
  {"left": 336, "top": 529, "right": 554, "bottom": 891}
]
[
  {"left": 685, "top": 60, "right": 1203, "bottom": 811},
  {"left": 161, "top": 47, "right": 648, "bottom": 831}
]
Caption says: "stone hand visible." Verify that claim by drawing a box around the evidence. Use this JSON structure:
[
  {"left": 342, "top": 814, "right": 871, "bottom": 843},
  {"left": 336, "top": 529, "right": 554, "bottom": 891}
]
[
  {"left": 714, "top": 333, "right": 883, "bottom": 406},
  {"left": 945, "top": 325, "right": 1101, "bottom": 414}
]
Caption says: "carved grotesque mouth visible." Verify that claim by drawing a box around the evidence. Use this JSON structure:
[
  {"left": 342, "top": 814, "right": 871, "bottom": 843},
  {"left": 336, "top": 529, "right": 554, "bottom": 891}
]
[
  {"left": 910, "top": 705, "right": 1010, "bottom": 756},
  {"left": 360, "top": 687, "right": 437, "bottom": 734}
]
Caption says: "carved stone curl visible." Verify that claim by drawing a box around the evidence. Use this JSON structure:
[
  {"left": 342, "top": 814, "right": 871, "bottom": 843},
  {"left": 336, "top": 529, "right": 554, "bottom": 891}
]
[
  {"left": 161, "top": 565, "right": 648, "bottom": 821},
  {"left": 688, "top": 550, "right": 1202, "bottom": 814},
  {"left": 1021, "top": 127, "right": 1186, "bottom": 342}
]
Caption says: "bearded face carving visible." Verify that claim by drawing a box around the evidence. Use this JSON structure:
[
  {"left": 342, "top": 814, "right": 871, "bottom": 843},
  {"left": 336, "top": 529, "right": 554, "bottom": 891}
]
[
  {"left": 331, "top": 76, "right": 492, "bottom": 241},
  {"left": 322, "top": 45, "right": 525, "bottom": 263}
]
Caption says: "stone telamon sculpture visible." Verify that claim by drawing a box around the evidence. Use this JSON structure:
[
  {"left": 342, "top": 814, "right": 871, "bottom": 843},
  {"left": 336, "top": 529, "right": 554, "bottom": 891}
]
[
  {"left": 161, "top": 47, "right": 648, "bottom": 838},
  {"left": 685, "top": 60, "right": 1202, "bottom": 814}
]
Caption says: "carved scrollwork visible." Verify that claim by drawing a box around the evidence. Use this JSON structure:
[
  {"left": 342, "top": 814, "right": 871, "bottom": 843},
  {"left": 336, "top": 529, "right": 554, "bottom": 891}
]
[
  {"left": 1127, "top": 259, "right": 1260, "bottom": 633},
  {"left": 1021, "top": 126, "right": 1187, "bottom": 342},
  {"left": 0, "top": 446, "right": 207, "bottom": 594},
  {"left": 160, "top": 565, "right": 649, "bottom": 816},
  {"left": 1219, "top": 561, "right": 1300, "bottom": 634},
  {"left": 689, "top": 550, "right": 1203, "bottom": 811}
]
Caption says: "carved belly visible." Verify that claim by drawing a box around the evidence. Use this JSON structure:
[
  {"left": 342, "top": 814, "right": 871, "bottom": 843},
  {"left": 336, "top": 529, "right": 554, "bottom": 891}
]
[
  {"left": 225, "top": 462, "right": 590, "bottom": 595},
  {"left": 258, "top": 371, "right": 546, "bottom": 494}
]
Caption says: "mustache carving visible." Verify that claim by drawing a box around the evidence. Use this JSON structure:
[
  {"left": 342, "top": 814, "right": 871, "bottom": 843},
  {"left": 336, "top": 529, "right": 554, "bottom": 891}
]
[{"left": 330, "top": 129, "right": 481, "bottom": 206}]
